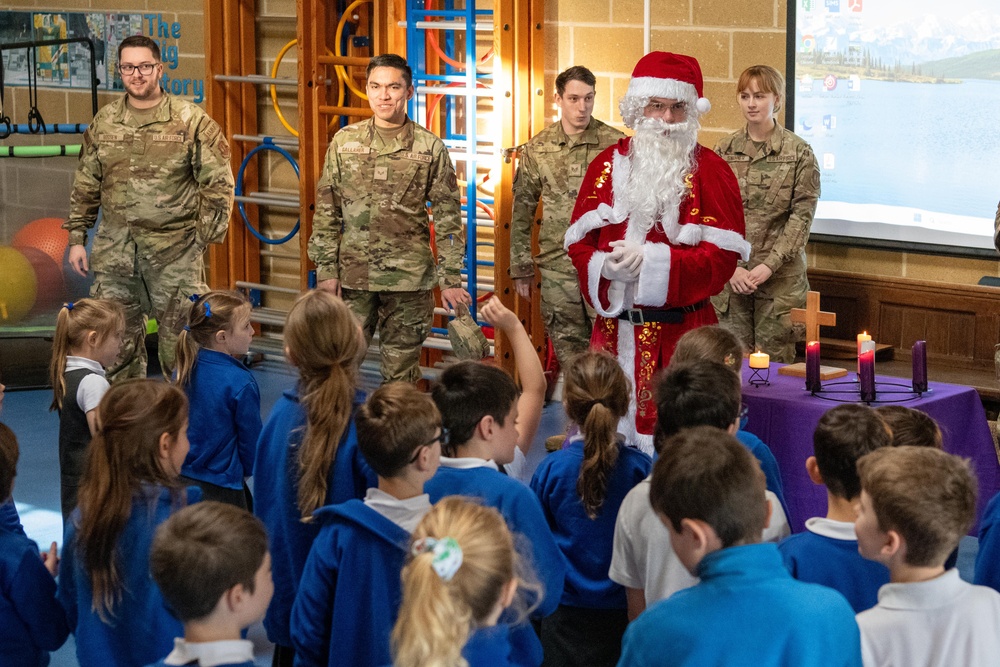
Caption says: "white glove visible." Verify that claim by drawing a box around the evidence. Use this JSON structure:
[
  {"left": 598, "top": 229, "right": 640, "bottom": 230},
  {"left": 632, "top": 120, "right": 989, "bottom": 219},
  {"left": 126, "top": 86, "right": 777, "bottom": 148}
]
[{"left": 601, "top": 241, "right": 643, "bottom": 282}]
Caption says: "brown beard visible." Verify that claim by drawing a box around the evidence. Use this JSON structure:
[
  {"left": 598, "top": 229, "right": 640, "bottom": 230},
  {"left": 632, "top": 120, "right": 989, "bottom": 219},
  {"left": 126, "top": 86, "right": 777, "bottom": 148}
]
[{"left": 619, "top": 116, "right": 698, "bottom": 243}]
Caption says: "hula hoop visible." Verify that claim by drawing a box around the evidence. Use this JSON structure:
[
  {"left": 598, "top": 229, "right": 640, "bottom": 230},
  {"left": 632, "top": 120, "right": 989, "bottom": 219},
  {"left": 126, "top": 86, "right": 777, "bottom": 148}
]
[
  {"left": 0, "top": 144, "right": 81, "bottom": 157},
  {"left": 235, "top": 141, "right": 301, "bottom": 245},
  {"left": 334, "top": 0, "right": 372, "bottom": 101},
  {"left": 269, "top": 40, "right": 345, "bottom": 137},
  {"left": 423, "top": 0, "right": 495, "bottom": 70}
]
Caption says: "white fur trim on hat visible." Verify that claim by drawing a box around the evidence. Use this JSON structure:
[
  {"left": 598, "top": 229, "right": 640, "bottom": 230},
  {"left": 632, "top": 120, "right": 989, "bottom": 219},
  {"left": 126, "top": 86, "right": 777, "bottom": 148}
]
[{"left": 627, "top": 77, "right": 710, "bottom": 115}]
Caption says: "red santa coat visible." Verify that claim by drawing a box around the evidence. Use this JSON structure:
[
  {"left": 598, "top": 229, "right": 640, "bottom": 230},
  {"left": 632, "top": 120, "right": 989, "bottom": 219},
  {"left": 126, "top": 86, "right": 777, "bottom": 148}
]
[{"left": 565, "top": 138, "right": 750, "bottom": 453}]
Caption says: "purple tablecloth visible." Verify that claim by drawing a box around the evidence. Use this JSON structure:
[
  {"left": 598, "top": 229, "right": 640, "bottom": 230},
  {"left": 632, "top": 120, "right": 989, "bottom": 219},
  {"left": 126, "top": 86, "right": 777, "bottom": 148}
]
[{"left": 741, "top": 360, "right": 1000, "bottom": 533}]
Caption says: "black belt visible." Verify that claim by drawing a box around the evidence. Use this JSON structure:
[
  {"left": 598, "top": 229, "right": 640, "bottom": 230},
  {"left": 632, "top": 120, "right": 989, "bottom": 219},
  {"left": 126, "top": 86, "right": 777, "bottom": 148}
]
[{"left": 617, "top": 298, "right": 709, "bottom": 325}]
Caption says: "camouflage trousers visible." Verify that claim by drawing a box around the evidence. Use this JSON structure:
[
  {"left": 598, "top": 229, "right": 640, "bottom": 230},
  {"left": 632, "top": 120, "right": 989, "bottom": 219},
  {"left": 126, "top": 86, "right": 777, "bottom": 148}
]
[
  {"left": 538, "top": 265, "right": 592, "bottom": 368},
  {"left": 342, "top": 288, "right": 434, "bottom": 384},
  {"left": 711, "top": 270, "right": 808, "bottom": 364},
  {"left": 91, "top": 242, "right": 208, "bottom": 382}
]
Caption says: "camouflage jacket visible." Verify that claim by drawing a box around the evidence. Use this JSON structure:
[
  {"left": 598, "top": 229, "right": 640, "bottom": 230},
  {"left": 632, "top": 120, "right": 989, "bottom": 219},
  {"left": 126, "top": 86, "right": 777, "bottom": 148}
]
[
  {"left": 308, "top": 117, "right": 463, "bottom": 292},
  {"left": 510, "top": 118, "right": 624, "bottom": 278},
  {"left": 65, "top": 92, "right": 234, "bottom": 277},
  {"left": 715, "top": 124, "right": 820, "bottom": 277}
]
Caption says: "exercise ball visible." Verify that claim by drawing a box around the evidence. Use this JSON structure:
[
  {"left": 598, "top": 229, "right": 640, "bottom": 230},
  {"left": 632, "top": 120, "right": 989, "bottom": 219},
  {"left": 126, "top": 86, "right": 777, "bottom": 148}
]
[
  {"left": 0, "top": 246, "right": 38, "bottom": 324},
  {"left": 17, "top": 246, "right": 66, "bottom": 313},
  {"left": 12, "top": 217, "right": 69, "bottom": 267}
]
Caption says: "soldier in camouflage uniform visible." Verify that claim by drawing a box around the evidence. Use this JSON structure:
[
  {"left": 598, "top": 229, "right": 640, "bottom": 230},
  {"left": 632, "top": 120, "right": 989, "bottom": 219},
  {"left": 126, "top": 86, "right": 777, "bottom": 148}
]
[
  {"left": 309, "top": 54, "right": 470, "bottom": 384},
  {"left": 713, "top": 65, "right": 820, "bottom": 363},
  {"left": 510, "top": 66, "right": 624, "bottom": 367},
  {"left": 66, "top": 35, "right": 234, "bottom": 381}
]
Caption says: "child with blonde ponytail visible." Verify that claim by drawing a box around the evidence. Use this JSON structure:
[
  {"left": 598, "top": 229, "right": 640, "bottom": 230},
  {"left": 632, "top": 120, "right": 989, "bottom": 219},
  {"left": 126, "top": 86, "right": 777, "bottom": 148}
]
[
  {"left": 48, "top": 298, "right": 125, "bottom": 522},
  {"left": 392, "top": 497, "right": 541, "bottom": 667},
  {"left": 252, "top": 289, "right": 377, "bottom": 667},
  {"left": 530, "top": 351, "right": 652, "bottom": 666},
  {"left": 173, "top": 291, "right": 261, "bottom": 508}
]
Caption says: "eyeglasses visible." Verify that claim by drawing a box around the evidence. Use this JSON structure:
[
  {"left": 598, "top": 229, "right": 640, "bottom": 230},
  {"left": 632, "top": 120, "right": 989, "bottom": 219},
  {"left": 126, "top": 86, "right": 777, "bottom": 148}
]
[
  {"left": 119, "top": 62, "right": 158, "bottom": 76},
  {"left": 644, "top": 100, "right": 688, "bottom": 115},
  {"left": 408, "top": 427, "right": 450, "bottom": 463}
]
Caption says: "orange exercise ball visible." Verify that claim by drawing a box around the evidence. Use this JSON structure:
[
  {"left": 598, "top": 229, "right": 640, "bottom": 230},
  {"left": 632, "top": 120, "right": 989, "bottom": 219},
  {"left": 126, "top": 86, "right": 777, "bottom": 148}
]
[
  {"left": 0, "top": 246, "right": 38, "bottom": 324},
  {"left": 12, "top": 217, "right": 69, "bottom": 267}
]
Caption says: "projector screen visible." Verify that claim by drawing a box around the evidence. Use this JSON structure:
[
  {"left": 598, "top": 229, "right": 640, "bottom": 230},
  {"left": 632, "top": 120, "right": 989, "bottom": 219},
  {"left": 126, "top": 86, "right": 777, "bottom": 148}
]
[{"left": 788, "top": 0, "right": 1000, "bottom": 256}]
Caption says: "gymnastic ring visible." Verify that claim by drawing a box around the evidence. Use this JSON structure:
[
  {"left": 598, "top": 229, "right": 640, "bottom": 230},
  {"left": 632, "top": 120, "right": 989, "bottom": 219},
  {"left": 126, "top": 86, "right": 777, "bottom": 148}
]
[
  {"left": 334, "top": 0, "right": 372, "bottom": 101},
  {"left": 0, "top": 115, "right": 10, "bottom": 140},
  {"left": 269, "top": 40, "right": 345, "bottom": 137},
  {"left": 235, "top": 142, "right": 301, "bottom": 245}
]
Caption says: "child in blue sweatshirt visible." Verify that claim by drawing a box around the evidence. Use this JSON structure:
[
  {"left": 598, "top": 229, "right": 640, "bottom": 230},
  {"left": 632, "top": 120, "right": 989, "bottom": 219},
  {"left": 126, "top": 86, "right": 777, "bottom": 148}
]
[
  {"left": 619, "top": 426, "right": 862, "bottom": 667},
  {"left": 392, "top": 497, "right": 541, "bottom": 667},
  {"left": 778, "top": 404, "right": 892, "bottom": 612},
  {"left": 291, "top": 383, "right": 442, "bottom": 667},
  {"left": 58, "top": 380, "right": 200, "bottom": 667},
  {"left": 252, "top": 290, "right": 376, "bottom": 666},
  {"left": 0, "top": 422, "right": 69, "bottom": 666},
  {"left": 530, "top": 352, "right": 650, "bottom": 665},
  {"left": 175, "top": 291, "right": 261, "bottom": 509},
  {"left": 145, "top": 502, "right": 273, "bottom": 667}
]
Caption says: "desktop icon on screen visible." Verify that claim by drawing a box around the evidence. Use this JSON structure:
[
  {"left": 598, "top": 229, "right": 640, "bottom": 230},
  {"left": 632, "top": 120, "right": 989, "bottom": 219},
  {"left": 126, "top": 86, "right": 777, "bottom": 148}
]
[
  {"left": 822, "top": 114, "right": 836, "bottom": 130},
  {"left": 825, "top": 0, "right": 841, "bottom": 11},
  {"left": 849, "top": 0, "right": 863, "bottom": 12},
  {"left": 823, "top": 153, "right": 836, "bottom": 170},
  {"left": 849, "top": 75, "right": 861, "bottom": 91},
  {"left": 824, "top": 74, "right": 838, "bottom": 91}
]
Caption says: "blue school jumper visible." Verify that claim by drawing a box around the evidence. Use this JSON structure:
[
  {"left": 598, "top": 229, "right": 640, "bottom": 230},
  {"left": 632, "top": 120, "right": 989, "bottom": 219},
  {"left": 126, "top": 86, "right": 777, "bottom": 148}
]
[
  {"left": 0, "top": 499, "right": 23, "bottom": 534},
  {"left": 0, "top": 524, "right": 70, "bottom": 666},
  {"left": 182, "top": 348, "right": 262, "bottom": 490},
  {"left": 464, "top": 625, "right": 514, "bottom": 666},
  {"left": 426, "top": 461, "right": 567, "bottom": 667},
  {"left": 736, "top": 429, "right": 786, "bottom": 511},
  {"left": 618, "top": 543, "right": 862, "bottom": 667},
  {"left": 252, "top": 387, "right": 375, "bottom": 649},
  {"left": 975, "top": 491, "right": 1000, "bottom": 594},
  {"left": 58, "top": 485, "right": 199, "bottom": 667},
  {"left": 290, "top": 500, "right": 409, "bottom": 667},
  {"left": 146, "top": 661, "right": 252, "bottom": 667},
  {"left": 529, "top": 439, "right": 650, "bottom": 609},
  {"left": 778, "top": 517, "right": 890, "bottom": 613}
]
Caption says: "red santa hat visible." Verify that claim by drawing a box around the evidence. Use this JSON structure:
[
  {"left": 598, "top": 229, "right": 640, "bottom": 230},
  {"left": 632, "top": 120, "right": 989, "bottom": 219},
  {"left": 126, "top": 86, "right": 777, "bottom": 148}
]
[{"left": 625, "top": 51, "right": 711, "bottom": 114}]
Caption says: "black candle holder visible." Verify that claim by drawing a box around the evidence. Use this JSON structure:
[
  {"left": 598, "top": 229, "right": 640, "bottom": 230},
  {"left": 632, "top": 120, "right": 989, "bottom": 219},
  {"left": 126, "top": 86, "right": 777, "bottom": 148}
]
[
  {"left": 810, "top": 376, "right": 929, "bottom": 404},
  {"left": 748, "top": 367, "right": 770, "bottom": 387}
]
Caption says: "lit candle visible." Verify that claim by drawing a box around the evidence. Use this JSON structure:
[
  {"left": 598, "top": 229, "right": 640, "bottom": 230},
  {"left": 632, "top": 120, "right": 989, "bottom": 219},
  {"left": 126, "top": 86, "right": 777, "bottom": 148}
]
[
  {"left": 859, "top": 341, "right": 876, "bottom": 402},
  {"left": 749, "top": 351, "right": 770, "bottom": 369},
  {"left": 912, "top": 340, "right": 928, "bottom": 392},
  {"left": 857, "top": 331, "right": 872, "bottom": 374},
  {"left": 806, "top": 341, "right": 822, "bottom": 393}
]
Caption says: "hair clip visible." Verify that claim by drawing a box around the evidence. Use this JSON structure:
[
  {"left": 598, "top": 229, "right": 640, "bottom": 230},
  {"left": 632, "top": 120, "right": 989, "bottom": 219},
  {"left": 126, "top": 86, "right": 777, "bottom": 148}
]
[
  {"left": 203, "top": 302, "right": 212, "bottom": 318},
  {"left": 188, "top": 294, "right": 200, "bottom": 303},
  {"left": 411, "top": 536, "right": 463, "bottom": 582},
  {"left": 65, "top": 302, "right": 75, "bottom": 311}
]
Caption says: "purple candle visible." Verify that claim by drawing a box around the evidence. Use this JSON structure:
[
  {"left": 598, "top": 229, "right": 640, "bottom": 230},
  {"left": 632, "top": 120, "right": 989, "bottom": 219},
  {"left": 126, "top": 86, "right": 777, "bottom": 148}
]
[
  {"left": 912, "top": 340, "right": 928, "bottom": 392},
  {"left": 806, "top": 341, "right": 822, "bottom": 393},
  {"left": 859, "top": 344, "right": 876, "bottom": 403}
]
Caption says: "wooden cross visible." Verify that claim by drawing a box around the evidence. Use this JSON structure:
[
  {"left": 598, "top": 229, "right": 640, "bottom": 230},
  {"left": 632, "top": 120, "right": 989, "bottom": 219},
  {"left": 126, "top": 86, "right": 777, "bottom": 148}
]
[{"left": 790, "top": 290, "right": 837, "bottom": 343}]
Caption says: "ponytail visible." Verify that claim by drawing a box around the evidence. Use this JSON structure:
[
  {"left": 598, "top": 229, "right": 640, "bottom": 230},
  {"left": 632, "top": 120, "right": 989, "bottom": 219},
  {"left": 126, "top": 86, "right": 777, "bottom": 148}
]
[
  {"left": 283, "top": 290, "right": 362, "bottom": 519},
  {"left": 49, "top": 299, "right": 126, "bottom": 411},
  {"left": 563, "top": 352, "right": 630, "bottom": 518},
  {"left": 174, "top": 291, "right": 250, "bottom": 387}
]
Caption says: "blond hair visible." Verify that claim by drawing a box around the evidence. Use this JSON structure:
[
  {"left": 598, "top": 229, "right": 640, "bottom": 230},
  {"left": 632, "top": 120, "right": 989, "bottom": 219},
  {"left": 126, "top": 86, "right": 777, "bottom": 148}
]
[
  {"left": 174, "top": 291, "right": 252, "bottom": 388},
  {"left": 392, "top": 498, "right": 540, "bottom": 667},
  {"left": 284, "top": 290, "right": 362, "bottom": 519},
  {"left": 49, "top": 298, "right": 125, "bottom": 411},
  {"left": 670, "top": 325, "right": 746, "bottom": 373},
  {"left": 563, "top": 352, "right": 630, "bottom": 518}
]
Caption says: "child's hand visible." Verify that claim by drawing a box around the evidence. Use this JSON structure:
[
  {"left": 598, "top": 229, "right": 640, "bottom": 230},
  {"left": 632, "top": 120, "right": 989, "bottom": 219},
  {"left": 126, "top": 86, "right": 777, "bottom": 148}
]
[
  {"left": 41, "top": 541, "right": 59, "bottom": 578},
  {"left": 478, "top": 296, "right": 520, "bottom": 333}
]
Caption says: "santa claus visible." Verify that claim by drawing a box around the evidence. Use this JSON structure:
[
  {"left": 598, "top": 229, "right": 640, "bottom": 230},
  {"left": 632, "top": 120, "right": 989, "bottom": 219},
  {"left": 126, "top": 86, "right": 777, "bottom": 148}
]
[{"left": 565, "top": 51, "right": 751, "bottom": 453}]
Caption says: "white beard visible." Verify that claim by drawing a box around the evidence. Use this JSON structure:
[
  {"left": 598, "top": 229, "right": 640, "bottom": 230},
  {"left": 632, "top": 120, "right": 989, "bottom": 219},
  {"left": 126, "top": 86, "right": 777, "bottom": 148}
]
[{"left": 619, "top": 116, "right": 699, "bottom": 244}]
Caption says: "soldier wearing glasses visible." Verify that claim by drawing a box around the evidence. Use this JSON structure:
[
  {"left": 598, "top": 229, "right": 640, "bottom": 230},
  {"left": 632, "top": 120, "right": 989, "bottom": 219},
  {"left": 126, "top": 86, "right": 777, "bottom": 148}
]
[{"left": 66, "top": 35, "right": 234, "bottom": 381}]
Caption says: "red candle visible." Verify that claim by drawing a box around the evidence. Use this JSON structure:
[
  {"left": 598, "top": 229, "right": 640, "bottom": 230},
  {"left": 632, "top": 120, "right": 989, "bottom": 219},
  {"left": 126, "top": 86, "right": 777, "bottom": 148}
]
[
  {"left": 859, "top": 344, "right": 876, "bottom": 403},
  {"left": 806, "top": 341, "right": 822, "bottom": 393},
  {"left": 912, "top": 340, "right": 928, "bottom": 392}
]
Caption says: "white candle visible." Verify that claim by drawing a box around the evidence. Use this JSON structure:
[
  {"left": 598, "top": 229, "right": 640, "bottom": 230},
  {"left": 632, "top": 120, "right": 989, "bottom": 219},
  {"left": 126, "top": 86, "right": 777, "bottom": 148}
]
[{"left": 749, "top": 351, "right": 770, "bottom": 369}]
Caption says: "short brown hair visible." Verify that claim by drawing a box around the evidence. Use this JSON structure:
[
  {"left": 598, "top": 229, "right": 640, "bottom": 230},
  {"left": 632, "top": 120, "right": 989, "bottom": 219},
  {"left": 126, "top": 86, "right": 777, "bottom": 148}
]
[
  {"left": 654, "top": 360, "right": 741, "bottom": 447},
  {"left": 357, "top": 383, "right": 441, "bottom": 478},
  {"left": 0, "top": 422, "right": 18, "bottom": 503},
  {"left": 813, "top": 404, "right": 892, "bottom": 500},
  {"left": 118, "top": 34, "right": 161, "bottom": 62},
  {"left": 649, "top": 426, "right": 767, "bottom": 547},
  {"left": 875, "top": 406, "right": 943, "bottom": 449},
  {"left": 150, "top": 501, "right": 269, "bottom": 622},
  {"left": 555, "top": 66, "right": 596, "bottom": 96},
  {"left": 670, "top": 325, "right": 746, "bottom": 372},
  {"left": 736, "top": 64, "right": 785, "bottom": 114},
  {"left": 857, "top": 446, "right": 977, "bottom": 567}
]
